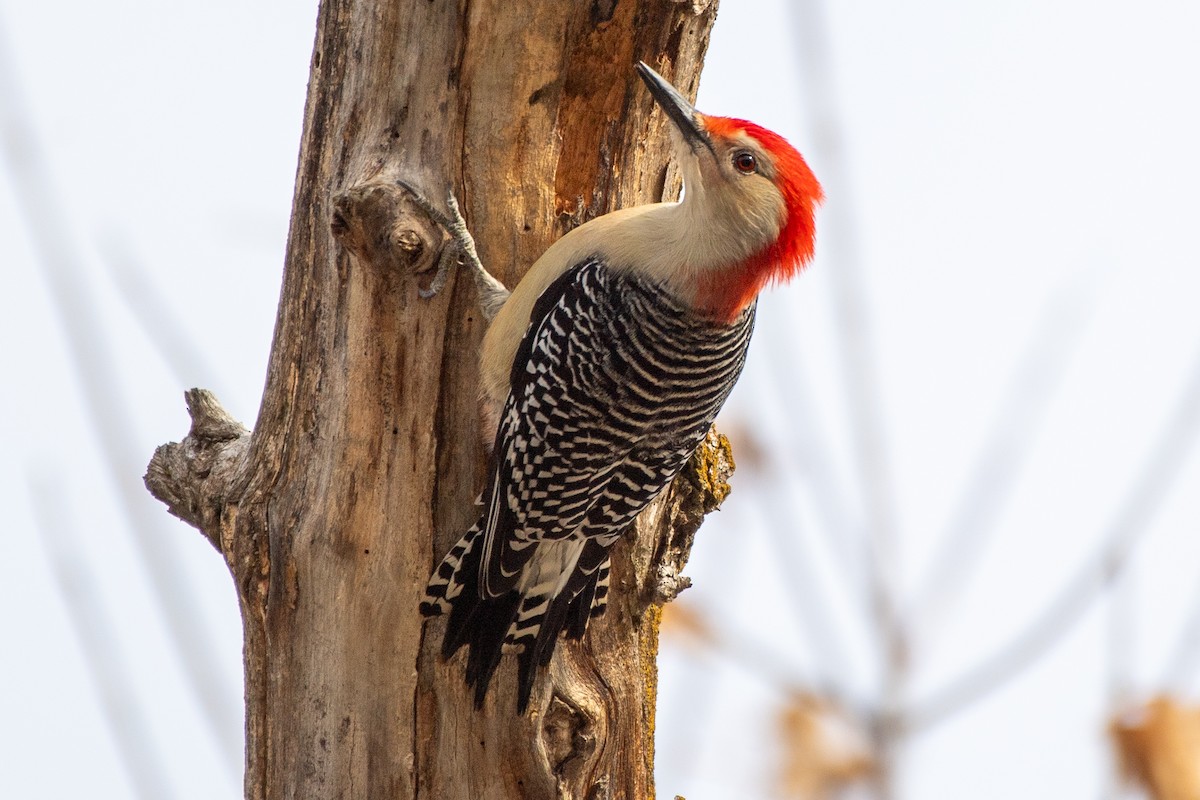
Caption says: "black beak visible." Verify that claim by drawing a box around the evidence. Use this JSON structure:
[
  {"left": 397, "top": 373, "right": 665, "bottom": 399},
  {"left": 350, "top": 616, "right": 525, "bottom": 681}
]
[{"left": 636, "top": 61, "right": 714, "bottom": 157}]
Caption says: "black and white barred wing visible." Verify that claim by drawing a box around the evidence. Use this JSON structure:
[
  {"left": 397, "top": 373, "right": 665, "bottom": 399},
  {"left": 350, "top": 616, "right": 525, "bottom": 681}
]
[{"left": 421, "top": 259, "right": 754, "bottom": 709}]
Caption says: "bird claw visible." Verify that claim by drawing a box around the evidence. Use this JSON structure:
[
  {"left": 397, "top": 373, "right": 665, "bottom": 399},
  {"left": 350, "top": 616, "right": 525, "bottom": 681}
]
[
  {"left": 397, "top": 180, "right": 510, "bottom": 319},
  {"left": 396, "top": 179, "right": 453, "bottom": 230},
  {"left": 417, "top": 245, "right": 456, "bottom": 299}
]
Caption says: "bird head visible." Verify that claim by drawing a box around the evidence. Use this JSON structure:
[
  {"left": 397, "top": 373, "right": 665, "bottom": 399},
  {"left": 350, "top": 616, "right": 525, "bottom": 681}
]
[{"left": 636, "top": 61, "right": 823, "bottom": 321}]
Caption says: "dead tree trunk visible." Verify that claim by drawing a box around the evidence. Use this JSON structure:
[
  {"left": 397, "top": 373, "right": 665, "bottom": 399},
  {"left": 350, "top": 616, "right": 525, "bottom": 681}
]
[{"left": 144, "top": 1, "right": 730, "bottom": 797}]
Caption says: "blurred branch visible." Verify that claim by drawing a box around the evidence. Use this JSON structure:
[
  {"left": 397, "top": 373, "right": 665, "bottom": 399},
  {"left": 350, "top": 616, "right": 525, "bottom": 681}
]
[
  {"left": 1108, "top": 568, "right": 1137, "bottom": 707},
  {"left": 907, "top": 339, "right": 1200, "bottom": 733},
  {"left": 662, "top": 600, "right": 809, "bottom": 695},
  {"left": 909, "top": 272, "right": 1095, "bottom": 653},
  {"left": 0, "top": 24, "right": 242, "bottom": 776},
  {"left": 753, "top": 310, "right": 867, "bottom": 594},
  {"left": 29, "top": 472, "right": 176, "bottom": 800},
  {"left": 664, "top": 600, "right": 875, "bottom": 798},
  {"left": 788, "top": 2, "right": 905, "bottom": 789},
  {"left": 99, "top": 234, "right": 224, "bottom": 394},
  {"left": 1162, "top": 576, "right": 1200, "bottom": 693},
  {"left": 751, "top": 481, "right": 859, "bottom": 692},
  {"left": 789, "top": 0, "right": 901, "bottom": 605}
]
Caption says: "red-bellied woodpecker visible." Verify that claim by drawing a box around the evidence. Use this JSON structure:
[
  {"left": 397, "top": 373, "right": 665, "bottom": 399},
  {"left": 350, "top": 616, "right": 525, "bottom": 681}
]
[{"left": 417, "top": 61, "right": 823, "bottom": 712}]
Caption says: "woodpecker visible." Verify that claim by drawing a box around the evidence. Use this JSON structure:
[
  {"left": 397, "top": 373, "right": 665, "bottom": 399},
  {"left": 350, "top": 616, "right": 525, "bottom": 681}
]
[{"left": 418, "top": 62, "right": 823, "bottom": 712}]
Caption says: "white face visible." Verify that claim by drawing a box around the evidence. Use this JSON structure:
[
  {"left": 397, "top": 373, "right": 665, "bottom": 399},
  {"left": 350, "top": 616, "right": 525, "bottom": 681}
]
[{"left": 676, "top": 126, "right": 788, "bottom": 269}]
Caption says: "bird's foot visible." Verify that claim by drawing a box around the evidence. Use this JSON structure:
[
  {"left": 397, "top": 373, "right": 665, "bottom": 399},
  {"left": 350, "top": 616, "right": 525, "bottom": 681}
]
[{"left": 397, "top": 181, "right": 510, "bottom": 319}]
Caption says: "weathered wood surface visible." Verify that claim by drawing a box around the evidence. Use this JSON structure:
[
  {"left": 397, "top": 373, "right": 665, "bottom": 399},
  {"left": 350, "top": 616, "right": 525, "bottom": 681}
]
[{"left": 145, "top": 1, "right": 730, "bottom": 797}]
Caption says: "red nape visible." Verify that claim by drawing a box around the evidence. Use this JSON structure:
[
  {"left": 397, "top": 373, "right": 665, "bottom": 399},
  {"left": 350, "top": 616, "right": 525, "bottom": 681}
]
[{"left": 697, "top": 115, "right": 824, "bottom": 323}]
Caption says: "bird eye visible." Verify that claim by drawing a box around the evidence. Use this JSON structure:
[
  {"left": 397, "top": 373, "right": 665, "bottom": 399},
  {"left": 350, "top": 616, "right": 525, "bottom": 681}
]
[{"left": 733, "top": 151, "right": 758, "bottom": 174}]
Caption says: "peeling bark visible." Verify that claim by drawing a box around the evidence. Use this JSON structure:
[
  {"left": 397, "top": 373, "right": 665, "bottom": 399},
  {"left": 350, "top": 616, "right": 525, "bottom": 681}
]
[{"left": 144, "top": 1, "right": 728, "bottom": 797}]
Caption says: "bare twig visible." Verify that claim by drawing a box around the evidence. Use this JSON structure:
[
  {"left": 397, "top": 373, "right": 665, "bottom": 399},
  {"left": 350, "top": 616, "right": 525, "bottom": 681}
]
[
  {"left": 0, "top": 24, "right": 242, "bottom": 776},
  {"left": 907, "top": 338, "right": 1200, "bottom": 733},
  {"left": 29, "top": 472, "right": 177, "bottom": 800},
  {"left": 909, "top": 272, "right": 1096, "bottom": 652}
]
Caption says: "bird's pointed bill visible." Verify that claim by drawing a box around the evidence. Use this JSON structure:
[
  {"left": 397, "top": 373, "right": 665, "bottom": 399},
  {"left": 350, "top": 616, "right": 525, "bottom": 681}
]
[{"left": 635, "top": 61, "right": 714, "bottom": 157}]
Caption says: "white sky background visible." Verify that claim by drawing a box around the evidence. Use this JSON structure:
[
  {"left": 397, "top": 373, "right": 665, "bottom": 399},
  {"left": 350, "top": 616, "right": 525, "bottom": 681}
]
[{"left": 2, "top": 1, "right": 1199, "bottom": 798}]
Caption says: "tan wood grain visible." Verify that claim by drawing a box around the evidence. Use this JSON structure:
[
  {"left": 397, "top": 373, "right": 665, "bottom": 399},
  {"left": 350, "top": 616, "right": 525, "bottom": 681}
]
[{"left": 145, "top": 1, "right": 729, "bottom": 797}]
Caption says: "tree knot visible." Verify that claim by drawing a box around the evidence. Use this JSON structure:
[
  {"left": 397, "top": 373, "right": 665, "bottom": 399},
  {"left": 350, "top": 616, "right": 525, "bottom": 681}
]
[
  {"left": 330, "top": 182, "right": 444, "bottom": 285},
  {"left": 542, "top": 693, "right": 597, "bottom": 779}
]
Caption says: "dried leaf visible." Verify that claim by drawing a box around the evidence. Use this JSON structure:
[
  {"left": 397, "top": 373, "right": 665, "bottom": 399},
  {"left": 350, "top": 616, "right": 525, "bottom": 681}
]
[
  {"left": 1111, "top": 695, "right": 1200, "bottom": 800},
  {"left": 659, "top": 601, "right": 716, "bottom": 649},
  {"left": 778, "top": 693, "right": 873, "bottom": 799}
]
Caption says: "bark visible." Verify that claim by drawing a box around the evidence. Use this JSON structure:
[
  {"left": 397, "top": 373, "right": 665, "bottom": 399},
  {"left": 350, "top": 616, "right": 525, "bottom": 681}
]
[{"left": 144, "top": 1, "right": 729, "bottom": 798}]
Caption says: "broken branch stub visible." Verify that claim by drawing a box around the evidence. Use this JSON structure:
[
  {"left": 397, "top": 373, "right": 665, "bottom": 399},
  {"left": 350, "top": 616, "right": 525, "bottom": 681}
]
[{"left": 143, "top": 388, "right": 250, "bottom": 552}]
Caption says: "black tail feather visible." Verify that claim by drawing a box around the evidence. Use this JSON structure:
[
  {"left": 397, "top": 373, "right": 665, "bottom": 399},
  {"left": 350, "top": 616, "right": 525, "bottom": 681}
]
[
  {"left": 515, "top": 646, "right": 537, "bottom": 715},
  {"left": 428, "top": 527, "right": 524, "bottom": 706},
  {"left": 564, "top": 570, "right": 599, "bottom": 641},
  {"left": 424, "top": 530, "right": 613, "bottom": 713},
  {"left": 463, "top": 593, "right": 520, "bottom": 708},
  {"left": 423, "top": 523, "right": 514, "bottom": 706},
  {"left": 439, "top": 536, "right": 485, "bottom": 660},
  {"left": 515, "top": 590, "right": 575, "bottom": 713}
]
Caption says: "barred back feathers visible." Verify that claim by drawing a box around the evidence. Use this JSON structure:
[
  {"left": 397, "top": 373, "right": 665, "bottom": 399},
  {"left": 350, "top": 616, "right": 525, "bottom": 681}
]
[
  {"left": 421, "top": 259, "right": 754, "bottom": 711},
  {"left": 420, "top": 61, "right": 820, "bottom": 714}
]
